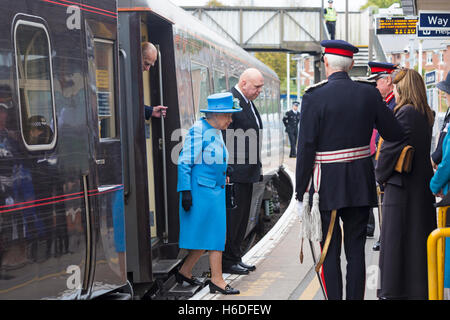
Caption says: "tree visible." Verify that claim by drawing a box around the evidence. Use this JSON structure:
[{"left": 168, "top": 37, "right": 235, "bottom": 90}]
[
  {"left": 206, "top": 0, "right": 225, "bottom": 7},
  {"left": 254, "top": 52, "right": 298, "bottom": 94},
  {"left": 360, "top": 0, "right": 401, "bottom": 10}
]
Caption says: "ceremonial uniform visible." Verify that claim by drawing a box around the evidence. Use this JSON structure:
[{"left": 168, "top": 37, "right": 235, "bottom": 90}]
[
  {"left": 283, "top": 104, "right": 301, "bottom": 157},
  {"left": 368, "top": 61, "right": 399, "bottom": 250},
  {"left": 368, "top": 61, "right": 399, "bottom": 113},
  {"left": 296, "top": 40, "right": 404, "bottom": 300}
]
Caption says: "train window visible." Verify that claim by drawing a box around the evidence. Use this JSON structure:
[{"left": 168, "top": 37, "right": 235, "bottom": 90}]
[
  {"left": 93, "top": 39, "right": 116, "bottom": 139},
  {"left": 190, "top": 61, "right": 210, "bottom": 119},
  {"left": 228, "top": 75, "right": 239, "bottom": 89},
  {"left": 14, "top": 19, "right": 56, "bottom": 151},
  {"left": 213, "top": 69, "right": 227, "bottom": 93}
]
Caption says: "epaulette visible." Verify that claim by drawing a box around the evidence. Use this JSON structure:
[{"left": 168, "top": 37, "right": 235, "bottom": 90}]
[
  {"left": 352, "top": 77, "right": 376, "bottom": 86},
  {"left": 305, "top": 79, "right": 328, "bottom": 93}
]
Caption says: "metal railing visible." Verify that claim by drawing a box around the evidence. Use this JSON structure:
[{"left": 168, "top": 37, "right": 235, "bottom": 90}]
[{"left": 427, "top": 206, "right": 449, "bottom": 300}]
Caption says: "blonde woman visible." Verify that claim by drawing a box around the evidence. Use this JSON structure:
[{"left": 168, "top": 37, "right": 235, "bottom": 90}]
[{"left": 375, "top": 68, "right": 437, "bottom": 299}]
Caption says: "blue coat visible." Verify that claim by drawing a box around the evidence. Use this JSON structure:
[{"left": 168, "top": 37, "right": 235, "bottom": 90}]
[
  {"left": 177, "top": 118, "right": 228, "bottom": 251},
  {"left": 429, "top": 124, "right": 450, "bottom": 289},
  {"left": 430, "top": 125, "right": 450, "bottom": 196}
]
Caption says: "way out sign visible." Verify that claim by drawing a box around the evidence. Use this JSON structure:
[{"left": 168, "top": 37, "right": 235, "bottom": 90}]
[{"left": 419, "top": 11, "right": 450, "bottom": 31}]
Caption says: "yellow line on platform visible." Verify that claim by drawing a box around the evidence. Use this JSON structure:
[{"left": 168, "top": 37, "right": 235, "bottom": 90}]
[{"left": 298, "top": 276, "right": 320, "bottom": 300}]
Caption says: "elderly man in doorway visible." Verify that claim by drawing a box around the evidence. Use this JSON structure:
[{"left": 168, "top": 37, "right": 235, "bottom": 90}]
[{"left": 141, "top": 42, "right": 167, "bottom": 119}]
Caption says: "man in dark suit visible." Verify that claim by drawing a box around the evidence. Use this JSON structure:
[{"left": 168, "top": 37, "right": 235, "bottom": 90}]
[
  {"left": 296, "top": 40, "right": 404, "bottom": 300},
  {"left": 222, "top": 68, "right": 264, "bottom": 275},
  {"left": 283, "top": 101, "right": 301, "bottom": 157}
]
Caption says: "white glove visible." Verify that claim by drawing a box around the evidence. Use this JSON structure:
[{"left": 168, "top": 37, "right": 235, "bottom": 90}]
[{"left": 296, "top": 201, "right": 303, "bottom": 221}]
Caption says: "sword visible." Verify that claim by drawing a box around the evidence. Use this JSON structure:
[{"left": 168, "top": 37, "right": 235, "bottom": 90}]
[
  {"left": 309, "top": 240, "right": 328, "bottom": 300},
  {"left": 376, "top": 184, "right": 383, "bottom": 228}
]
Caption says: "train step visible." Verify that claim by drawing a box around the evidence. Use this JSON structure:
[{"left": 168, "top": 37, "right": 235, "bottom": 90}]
[
  {"left": 167, "top": 277, "right": 207, "bottom": 298},
  {"left": 152, "top": 259, "right": 183, "bottom": 276}
]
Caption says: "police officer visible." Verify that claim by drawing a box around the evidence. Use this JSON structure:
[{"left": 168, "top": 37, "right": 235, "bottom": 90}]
[
  {"left": 296, "top": 40, "right": 404, "bottom": 300},
  {"left": 324, "top": 0, "right": 337, "bottom": 40},
  {"left": 283, "top": 101, "right": 301, "bottom": 157}
]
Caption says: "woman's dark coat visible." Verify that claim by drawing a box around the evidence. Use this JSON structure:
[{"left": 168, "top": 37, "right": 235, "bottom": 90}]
[
  {"left": 375, "top": 105, "right": 436, "bottom": 299},
  {"left": 375, "top": 104, "right": 437, "bottom": 299}
]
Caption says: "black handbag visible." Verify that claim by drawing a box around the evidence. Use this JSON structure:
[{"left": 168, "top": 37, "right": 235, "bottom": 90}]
[
  {"left": 435, "top": 192, "right": 450, "bottom": 208},
  {"left": 226, "top": 183, "right": 236, "bottom": 209}
]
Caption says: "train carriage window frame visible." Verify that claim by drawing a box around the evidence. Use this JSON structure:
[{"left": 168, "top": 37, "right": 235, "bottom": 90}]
[
  {"left": 93, "top": 38, "right": 117, "bottom": 140},
  {"left": 13, "top": 17, "right": 57, "bottom": 152},
  {"left": 213, "top": 69, "right": 227, "bottom": 93},
  {"left": 190, "top": 60, "right": 211, "bottom": 120}
]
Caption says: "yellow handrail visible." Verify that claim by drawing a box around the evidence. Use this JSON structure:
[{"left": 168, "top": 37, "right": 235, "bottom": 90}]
[{"left": 427, "top": 226, "right": 450, "bottom": 300}]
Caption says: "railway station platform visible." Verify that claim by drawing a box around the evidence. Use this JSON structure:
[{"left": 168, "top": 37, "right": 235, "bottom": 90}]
[{"left": 191, "top": 156, "right": 381, "bottom": 301}]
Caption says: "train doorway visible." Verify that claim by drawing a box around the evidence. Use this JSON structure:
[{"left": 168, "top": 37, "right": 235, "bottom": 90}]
[
  {"left": 118, "top": 8, "right": 182, "bottom": 291},
  {"left": 141, "top": 11, "right": 183, "bottom": 263}
]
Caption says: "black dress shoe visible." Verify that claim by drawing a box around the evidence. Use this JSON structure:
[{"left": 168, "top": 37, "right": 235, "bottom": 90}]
[
  {"left": 372, "top": 240, "right": 380, "bottom": 251},
  {"left": 175, "top": 271, "right": 202, "bottom": 286},
  {"left": 208, "top": 281, "right": 240, "bottom": 295},
  {"left": 239, "top": 262, "right": 256, "bottom": 271},
  {"left": 222, "top": 264, "right": 249, "bottom": 275}
]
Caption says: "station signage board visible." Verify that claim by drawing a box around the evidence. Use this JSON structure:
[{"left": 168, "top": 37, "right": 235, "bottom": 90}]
[
  {"left": 425, "top": 70, "right": 437, "bottom": 86},
  {"left": 419, "top": 11, "right": 450, "bottom": 31},
  {"left": 376, "top": 17, "right": 418, "bottom": 35},
  {"left": 417, "top": 28, "right": 450, "bottom": 39}
]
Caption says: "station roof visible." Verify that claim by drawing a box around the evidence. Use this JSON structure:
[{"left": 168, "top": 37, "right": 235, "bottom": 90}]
[{"left": 401, "top": 0, "right": 450, "bottom": 16}]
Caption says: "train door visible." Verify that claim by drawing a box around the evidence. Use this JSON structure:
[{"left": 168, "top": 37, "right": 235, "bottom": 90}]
[
  {"left": 83, "top": 16, "right": 126, "bottom": 297},
  {"left": 118, "top": 8, "right": 182, "bottom": 289}
]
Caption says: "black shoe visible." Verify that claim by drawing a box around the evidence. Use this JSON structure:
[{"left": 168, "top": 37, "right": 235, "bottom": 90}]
[
  {"left": 372, "top": 240, "right": 380, "bottom": 251},
  {"left": 239, "top": 262, "right": 256, "bottom": 271},
  {"left": 208, "top": 281, "right": 240, "bottom": 295},
  {"left": 175, "top": 271, "right": 202, "bottom": 286},
  {"left": 223, "top": 264, "right": 249, "bottom": 275}
]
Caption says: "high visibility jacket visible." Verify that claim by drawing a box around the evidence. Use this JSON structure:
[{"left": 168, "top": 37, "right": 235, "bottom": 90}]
[{"left": 324, "top": 7, "right": 337, "bottom": 22}]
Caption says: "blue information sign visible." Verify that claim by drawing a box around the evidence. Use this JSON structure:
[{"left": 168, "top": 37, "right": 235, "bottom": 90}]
[
  {"left": 418, "top": 28, "right": 450, "bottom": 38},
  {"left": 425, "top": 71, "right": 436, "bottom": 86},
  {"left": 419, "top": 11, "right": 450, "bottom": 31}
]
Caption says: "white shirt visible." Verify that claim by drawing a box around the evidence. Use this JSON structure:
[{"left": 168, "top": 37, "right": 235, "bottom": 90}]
[{"left": 234, "top": 85, "right": 261, "bottom": 128}]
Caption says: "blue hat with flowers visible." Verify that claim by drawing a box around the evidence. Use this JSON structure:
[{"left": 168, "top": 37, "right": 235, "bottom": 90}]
[{"left": 201, "top": 92, "right": 242, "bottom": 113}]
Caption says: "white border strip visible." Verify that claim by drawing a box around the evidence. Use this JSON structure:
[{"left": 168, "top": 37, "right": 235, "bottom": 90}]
[{"left": 190, "top": 167, "right": 297, "bottom": 300}]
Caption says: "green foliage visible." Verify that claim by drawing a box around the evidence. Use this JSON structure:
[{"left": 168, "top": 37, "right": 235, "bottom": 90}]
[
  {"left": 360, "top": 0, "right": 401, "bottom": 10},
  {"left": 254, "top": 52, "right": 298, "bottom": 93},
  {"left": 206, "top": 0, "right": 225, "bottom": 7}
]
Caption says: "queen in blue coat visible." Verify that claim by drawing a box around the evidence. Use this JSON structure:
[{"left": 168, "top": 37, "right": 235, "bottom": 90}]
[{"left": 176, "top": 92, "right": 242, "bottom": 295}]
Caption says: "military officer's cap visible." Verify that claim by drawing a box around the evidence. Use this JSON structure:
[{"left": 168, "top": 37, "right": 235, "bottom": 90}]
[
  {"left": 292, "top": 101, "right": 300, "bottom": 106},
  {"left": 320, "top": 40, "right": 359, "bottom": 58},
  {"left": 368, "top": 61, "right": 399, "bottom": 79}
]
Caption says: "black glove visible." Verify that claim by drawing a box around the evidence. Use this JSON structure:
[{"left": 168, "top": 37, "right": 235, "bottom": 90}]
[
  {"left": 226, "top": 166, "right": 234, "bottom": 178},
  {"left": 181, "top": 191, "right": 192, "bottom": 211}
]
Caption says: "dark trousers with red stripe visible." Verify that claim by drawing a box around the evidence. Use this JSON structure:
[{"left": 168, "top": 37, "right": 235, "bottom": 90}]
[{"left": 320, "top": 206, "right": 370, "bottom": 300}]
